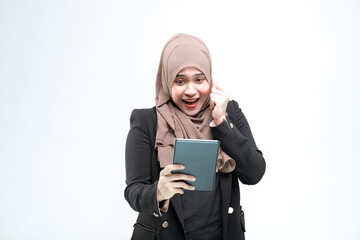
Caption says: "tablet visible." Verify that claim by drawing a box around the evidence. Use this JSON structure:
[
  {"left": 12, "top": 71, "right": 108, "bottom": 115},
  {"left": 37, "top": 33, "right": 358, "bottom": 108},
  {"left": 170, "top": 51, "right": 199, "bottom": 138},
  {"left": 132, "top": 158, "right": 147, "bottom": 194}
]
[{"left": 172, "top": 139, "right": 219, "bottom": 191}]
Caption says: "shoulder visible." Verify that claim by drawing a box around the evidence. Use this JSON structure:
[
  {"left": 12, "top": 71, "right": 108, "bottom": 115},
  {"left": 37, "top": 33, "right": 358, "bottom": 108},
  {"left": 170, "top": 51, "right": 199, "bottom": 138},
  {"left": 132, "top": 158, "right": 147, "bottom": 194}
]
[
  {"left": 226, "top": 100, "right": 248, "bottom": 127},
  {"left": 226, "top": 100, "right": 242, "bottom": 115},
  {"left": 130, "top": 107, "right": 156, "bottom": 119},
  {"left": 129, "top": 106, "right": 157, "bottom": 129}
]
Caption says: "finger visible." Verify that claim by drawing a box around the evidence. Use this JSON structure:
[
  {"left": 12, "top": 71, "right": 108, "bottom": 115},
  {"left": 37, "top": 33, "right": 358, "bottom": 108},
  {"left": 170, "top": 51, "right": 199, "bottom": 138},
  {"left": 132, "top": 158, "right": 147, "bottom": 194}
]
[
  {"left": 210, "top": 92, "right": 224, "bottom": 98},
  {"left": 168, "top": 181, "right": 196, "bottom": 191},
  {"left": 211, "top": 83, "right": 222, "bottom": 92},
  {"left": 174, "top": 188, "right": 184, "bottom": 195},
  {"left": 160, "top": 164, "right": 184, "bottom": 176},
  {"left": 211, "top": 88, "right": 223, "bottom": 96},
  {"left": 211, "top": 92, "right": 230, "bottom": 101},
  {"left": 210, "top": 95, "right": 225, "bottom": 103},
  {"left": 166, "top": 173, "right": 196, "bottom": 182},
  {"left": 214, "top": 83, "right": 225, "bottom": 91},
  {"left": 211, "top": 87, "right": 228, "bottom": 97},
  {"left": 210, "top": 91, "right": 224, "bottom": 98},
  {"left": 212, "top": 87, "right": 230, "bottom": 100}
]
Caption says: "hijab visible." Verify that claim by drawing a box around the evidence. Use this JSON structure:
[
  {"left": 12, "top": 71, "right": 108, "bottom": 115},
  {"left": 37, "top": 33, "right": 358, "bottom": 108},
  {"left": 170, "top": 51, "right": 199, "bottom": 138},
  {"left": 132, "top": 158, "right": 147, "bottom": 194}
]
[{"left": 155, "top": 33, "right": 235, "bottom": 173}]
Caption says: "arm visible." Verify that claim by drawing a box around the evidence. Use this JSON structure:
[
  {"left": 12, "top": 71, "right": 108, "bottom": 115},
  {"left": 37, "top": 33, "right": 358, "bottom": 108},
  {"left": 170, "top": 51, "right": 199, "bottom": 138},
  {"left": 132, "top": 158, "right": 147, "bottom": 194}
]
[
  {"left": 124, "top": 109, "right": 196, "bottom": 216},
  {"left": 124, "top": 109, "right": 161, "bottom": 216},
  {"left": 211, "top": 100, "right": 266, "bottom": 185}
]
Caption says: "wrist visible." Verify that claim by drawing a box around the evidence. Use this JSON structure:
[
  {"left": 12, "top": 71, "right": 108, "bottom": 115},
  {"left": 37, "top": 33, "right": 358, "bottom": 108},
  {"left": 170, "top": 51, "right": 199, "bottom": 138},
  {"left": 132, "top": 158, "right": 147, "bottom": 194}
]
[
  {"left": 213, "top": 114, "right": 227, "bottom": 126},
  {"left": 157, "top": 188, "right": 164, "bottom": 203}
]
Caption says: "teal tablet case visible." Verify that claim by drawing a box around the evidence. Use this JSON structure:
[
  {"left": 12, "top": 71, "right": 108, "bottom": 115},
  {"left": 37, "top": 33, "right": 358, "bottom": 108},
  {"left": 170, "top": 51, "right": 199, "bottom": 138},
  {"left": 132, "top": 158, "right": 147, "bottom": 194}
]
[{"left": 173, "top": 139, "right": 220, "bottom": 191}]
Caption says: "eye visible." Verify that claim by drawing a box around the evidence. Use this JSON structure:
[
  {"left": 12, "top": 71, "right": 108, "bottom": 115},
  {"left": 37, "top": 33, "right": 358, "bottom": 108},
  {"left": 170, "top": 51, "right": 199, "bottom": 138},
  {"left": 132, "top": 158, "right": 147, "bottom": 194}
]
[
  {"left": 195, "top": 78, "right": 205, "bottom": 83},
  {"left": 174, "top": 79, "right": 185, "bottom": 85}
]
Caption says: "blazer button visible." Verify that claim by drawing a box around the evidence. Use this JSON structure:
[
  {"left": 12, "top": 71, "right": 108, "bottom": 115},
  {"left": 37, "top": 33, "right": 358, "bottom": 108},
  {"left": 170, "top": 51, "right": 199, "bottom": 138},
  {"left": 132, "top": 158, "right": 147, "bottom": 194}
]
[
  {"left": 162, "top": 221, "right": 169, "bottom": 229},
  {"left": 153, "top": 212, "right": 159, "bottom": 218},
  {"left": 230, "top": 123, "right": 234, "bottom": 128},
  {"left": 228, "top": 207, "right": 234, "bottom": 214}
]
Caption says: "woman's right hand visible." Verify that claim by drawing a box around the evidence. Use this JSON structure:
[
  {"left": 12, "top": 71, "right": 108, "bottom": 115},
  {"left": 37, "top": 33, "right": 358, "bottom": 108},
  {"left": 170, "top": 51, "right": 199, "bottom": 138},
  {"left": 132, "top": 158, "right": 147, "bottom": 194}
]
[{"left": 157, "top": 164, "right": 196, "bottom": 202}]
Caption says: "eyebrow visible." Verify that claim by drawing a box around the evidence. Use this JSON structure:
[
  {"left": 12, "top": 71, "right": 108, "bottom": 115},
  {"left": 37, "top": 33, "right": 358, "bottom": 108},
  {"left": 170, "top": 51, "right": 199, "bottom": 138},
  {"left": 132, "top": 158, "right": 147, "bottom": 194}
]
[{"left": 175, "top": 73, "right": 205, "bottom": 78}]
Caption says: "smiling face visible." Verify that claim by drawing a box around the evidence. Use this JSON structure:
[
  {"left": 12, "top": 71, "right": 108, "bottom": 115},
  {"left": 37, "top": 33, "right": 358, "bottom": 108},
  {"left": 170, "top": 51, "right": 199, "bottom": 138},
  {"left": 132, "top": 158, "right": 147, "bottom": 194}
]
[{"left": 171, "top": 66, "right": 211, "bottom": 116}]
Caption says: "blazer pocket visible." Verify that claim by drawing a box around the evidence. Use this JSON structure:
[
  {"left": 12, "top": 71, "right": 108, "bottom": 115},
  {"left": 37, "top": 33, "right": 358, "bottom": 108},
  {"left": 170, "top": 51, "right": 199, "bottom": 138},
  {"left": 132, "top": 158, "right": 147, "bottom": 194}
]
[
  {"left": 240, "top": 210, "right": 246, "bottom": 232},
  {"left": 131, "top": 222, "right": 156, "bottom": 240}
]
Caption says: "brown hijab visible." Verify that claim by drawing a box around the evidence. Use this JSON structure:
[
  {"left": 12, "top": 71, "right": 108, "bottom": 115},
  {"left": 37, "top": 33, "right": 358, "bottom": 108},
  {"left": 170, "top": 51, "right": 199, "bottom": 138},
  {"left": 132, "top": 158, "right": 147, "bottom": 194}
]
[{"left": 155, "top": 33, "right": 235, "bottom": 173}]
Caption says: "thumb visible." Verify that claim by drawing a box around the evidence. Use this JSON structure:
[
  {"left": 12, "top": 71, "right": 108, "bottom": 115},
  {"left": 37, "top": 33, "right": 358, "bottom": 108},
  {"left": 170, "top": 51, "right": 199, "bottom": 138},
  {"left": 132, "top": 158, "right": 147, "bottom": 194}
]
[{"left": 210, "top": 97, "right": 215, "bottom": 109}]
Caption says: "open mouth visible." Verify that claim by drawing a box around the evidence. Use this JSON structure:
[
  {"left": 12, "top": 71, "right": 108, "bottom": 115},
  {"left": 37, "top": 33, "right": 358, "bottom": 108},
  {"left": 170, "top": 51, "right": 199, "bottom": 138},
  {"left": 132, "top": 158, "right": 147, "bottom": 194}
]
[{"left": 182, "top": 98, "right": 199, "bottom": 108}]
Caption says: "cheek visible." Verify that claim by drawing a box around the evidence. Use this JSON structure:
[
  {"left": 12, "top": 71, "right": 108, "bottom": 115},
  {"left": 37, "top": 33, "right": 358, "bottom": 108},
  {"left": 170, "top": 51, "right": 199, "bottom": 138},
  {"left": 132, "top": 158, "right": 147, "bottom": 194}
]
[
  {"left": 198, "top": 83, "right": 210, "bottom": 96},
  {"left": 171, "top": 85, "right": 182, "bottom": 101}
]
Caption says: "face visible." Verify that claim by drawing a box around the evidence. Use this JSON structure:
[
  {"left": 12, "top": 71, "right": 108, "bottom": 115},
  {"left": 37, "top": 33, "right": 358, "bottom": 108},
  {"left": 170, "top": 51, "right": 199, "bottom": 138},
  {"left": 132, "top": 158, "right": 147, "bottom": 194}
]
[{"left": 171, "top": 67, "right": 211, "bottom": 116}]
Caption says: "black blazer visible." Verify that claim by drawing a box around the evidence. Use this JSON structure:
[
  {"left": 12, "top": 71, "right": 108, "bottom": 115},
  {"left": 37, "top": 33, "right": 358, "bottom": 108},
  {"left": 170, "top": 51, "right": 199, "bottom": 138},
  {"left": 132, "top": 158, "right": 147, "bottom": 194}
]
[{"left": 125, "top": 100, "right": 266, "bottom": 240}]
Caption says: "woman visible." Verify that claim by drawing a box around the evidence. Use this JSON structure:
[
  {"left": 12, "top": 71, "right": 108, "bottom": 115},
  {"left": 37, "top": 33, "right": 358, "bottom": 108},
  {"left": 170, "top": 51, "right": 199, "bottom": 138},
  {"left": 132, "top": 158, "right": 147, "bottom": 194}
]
[{"left": 125, "top": 33, "right": 266, "bottom": 240}]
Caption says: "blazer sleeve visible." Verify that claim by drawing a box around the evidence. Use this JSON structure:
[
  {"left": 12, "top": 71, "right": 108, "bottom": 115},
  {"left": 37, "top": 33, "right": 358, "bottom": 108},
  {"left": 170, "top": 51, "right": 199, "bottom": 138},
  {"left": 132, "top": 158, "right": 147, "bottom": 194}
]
[
  {"left": 124, "top": 109, "right": 162, "bottom": 217},
  {"left": 211, "top": 100, "right": 266, "bottom": 185}
]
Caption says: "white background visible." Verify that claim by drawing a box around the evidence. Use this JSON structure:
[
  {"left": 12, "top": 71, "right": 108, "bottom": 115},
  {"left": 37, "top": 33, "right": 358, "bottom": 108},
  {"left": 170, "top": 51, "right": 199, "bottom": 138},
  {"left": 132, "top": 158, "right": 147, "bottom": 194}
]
[{"left": 1, "top": 0, "right": 359, "bottom": 239}]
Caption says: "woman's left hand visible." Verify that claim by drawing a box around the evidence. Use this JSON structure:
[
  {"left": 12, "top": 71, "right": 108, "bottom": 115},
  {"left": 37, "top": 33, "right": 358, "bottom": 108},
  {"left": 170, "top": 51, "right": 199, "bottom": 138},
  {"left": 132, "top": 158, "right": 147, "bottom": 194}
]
[{"left": 210, "top": 83, "right": 230, "bottom": 126}]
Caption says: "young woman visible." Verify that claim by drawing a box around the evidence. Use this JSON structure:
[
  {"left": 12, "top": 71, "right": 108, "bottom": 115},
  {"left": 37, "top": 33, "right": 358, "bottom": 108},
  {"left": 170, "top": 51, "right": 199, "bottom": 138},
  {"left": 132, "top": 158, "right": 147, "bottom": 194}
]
[{"left": 125, "top": 33, "right": 266, "bottom": 240}]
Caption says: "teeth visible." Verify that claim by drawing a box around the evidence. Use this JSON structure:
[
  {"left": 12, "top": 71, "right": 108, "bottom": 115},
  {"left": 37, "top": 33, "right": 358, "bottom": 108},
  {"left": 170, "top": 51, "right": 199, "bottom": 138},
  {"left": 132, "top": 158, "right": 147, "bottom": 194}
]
[{"left": 184, "top": 99, "right": 197, "bottom": 103}]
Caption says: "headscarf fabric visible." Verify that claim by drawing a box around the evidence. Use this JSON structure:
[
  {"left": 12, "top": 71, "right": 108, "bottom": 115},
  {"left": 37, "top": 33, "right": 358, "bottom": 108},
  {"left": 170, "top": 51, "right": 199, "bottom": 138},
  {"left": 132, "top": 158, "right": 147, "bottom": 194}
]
[{"left": 155, "top": 33, "right": 235, "bottom": 173}]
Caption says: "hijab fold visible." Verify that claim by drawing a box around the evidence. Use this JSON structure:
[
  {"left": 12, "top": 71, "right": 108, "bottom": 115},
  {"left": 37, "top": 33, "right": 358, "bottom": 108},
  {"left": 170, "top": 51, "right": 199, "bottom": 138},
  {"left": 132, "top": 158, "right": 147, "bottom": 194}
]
[{"left": 155, "top": 33, "right": 235, "bottom": 173}]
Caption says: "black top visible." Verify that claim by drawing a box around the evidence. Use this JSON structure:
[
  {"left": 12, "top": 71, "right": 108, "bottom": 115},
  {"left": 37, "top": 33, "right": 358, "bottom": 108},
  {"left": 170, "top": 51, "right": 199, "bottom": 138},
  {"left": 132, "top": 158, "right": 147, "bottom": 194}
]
[
  {"left": 181, "top": 173, "right": 222, "bottom": 240},
  {"left": 124, "top": 100, "right": 266, "bottom": 240}
]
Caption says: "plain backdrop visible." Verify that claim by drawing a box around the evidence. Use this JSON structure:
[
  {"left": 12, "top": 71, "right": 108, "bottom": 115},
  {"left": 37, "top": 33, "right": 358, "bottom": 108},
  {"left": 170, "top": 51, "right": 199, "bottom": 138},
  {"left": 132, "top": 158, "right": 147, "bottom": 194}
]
[{"left": 1, "top": 0, "right": 359, "bottom": 239}]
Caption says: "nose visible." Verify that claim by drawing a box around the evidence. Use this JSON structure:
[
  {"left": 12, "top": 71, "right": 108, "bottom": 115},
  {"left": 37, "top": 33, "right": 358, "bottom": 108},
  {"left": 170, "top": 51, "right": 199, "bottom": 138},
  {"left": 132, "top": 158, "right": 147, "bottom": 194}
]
[{"left": 184, "top": 82, "right": 196, "bottom": 96}]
